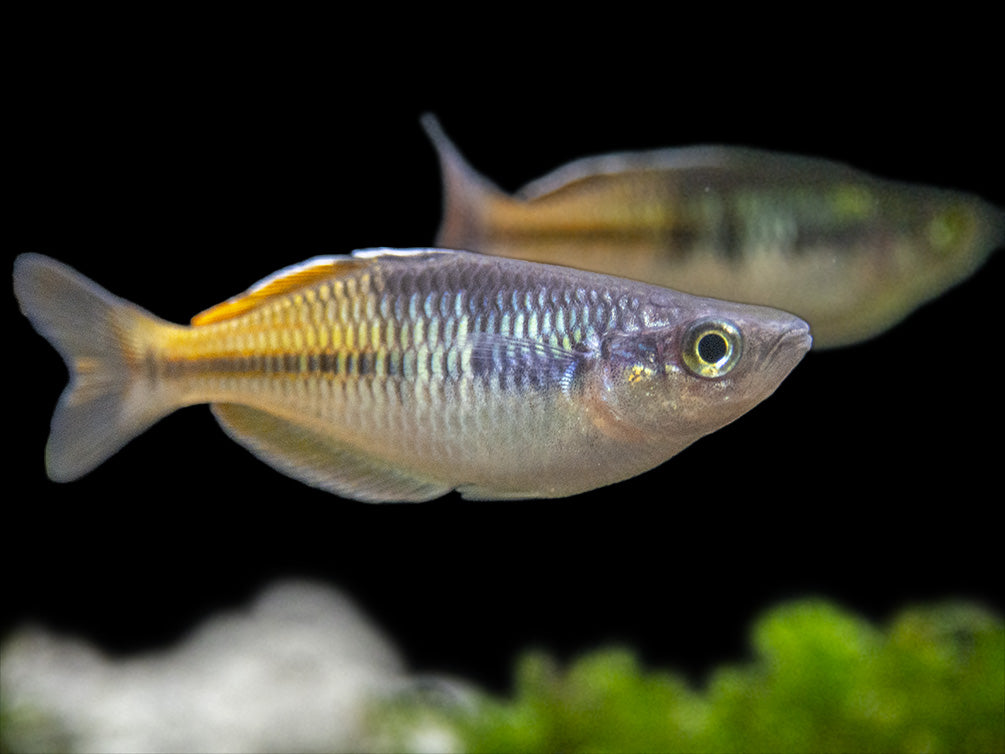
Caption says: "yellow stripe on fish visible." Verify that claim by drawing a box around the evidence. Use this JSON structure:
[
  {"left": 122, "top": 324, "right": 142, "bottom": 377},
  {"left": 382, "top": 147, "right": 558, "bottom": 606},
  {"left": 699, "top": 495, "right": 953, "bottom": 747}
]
[
  {"left": 422, "top": 114, "right": 1004, "bottom": 349},
  {"left": 13, "top": 249, "right": 810, "bottom": 502}
]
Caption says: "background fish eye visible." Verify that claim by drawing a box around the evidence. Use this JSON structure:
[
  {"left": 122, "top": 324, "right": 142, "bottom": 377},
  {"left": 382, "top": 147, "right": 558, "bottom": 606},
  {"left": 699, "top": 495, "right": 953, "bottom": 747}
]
[
  {"left": 927, "top": 204, "right": 975, "bottom": 253},
  {"left": 682, "top": 320, "right": 742, "bottom": 378}
]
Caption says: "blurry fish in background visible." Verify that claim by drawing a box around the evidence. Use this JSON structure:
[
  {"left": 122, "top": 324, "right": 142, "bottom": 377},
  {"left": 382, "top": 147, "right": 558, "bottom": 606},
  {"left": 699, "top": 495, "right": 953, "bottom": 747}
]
[
  {"left": 13, "top": 249, "right": 809, "bottom": 502},
  {"left": 422, "top": 114, "right": 1005, "bottom": 349}
]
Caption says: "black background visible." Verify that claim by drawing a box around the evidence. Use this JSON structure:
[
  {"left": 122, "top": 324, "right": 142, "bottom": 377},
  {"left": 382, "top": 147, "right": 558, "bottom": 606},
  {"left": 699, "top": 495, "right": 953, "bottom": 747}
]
[{"left": 7, "top": 14, "right": 1002, "bottom": 693}]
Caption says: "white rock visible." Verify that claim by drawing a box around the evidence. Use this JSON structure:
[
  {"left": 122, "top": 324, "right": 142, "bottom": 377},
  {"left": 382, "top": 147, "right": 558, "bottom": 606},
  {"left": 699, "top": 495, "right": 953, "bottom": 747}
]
[{"left": 1, "top": 580, "right": 410, "bottom": 753}]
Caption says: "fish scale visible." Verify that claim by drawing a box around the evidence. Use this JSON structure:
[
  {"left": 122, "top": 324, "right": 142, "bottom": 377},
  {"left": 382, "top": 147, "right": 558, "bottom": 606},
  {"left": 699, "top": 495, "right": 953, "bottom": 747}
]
[
  {"left": 13, "top": 248, "right": 811, "bottom": 501},
  {"left": 149, "top": 254, "right": 616, "bottom": 483}
]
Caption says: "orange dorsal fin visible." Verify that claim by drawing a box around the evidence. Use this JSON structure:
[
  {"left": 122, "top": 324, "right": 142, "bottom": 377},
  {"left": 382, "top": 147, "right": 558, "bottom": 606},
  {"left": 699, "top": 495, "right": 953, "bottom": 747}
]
[{"left": 191, "top": 256, "right": 369, "bottom": 326}]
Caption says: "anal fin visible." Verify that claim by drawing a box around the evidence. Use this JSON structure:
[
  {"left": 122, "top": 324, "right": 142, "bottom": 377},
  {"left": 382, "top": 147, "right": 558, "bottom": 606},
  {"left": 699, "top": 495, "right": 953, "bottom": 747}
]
[{"left": 211, "top": 404, "right": 451, "bottom": 503}]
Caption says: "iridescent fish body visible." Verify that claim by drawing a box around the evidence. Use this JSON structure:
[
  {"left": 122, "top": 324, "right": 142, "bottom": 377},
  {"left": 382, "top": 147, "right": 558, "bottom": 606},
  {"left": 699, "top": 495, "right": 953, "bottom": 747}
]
[
  {"left": 423, "top": 115, "right": 1005, "bottom": 349},
  {"left": 13, "top": 250, "right": 810, "bottom": 501}
]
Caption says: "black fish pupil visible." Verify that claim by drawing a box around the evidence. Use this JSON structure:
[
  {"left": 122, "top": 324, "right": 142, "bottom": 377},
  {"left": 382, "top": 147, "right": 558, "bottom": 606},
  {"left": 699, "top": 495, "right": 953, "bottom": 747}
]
[{"left": 698, "top": 332, "right": 728, "bottom": 363}]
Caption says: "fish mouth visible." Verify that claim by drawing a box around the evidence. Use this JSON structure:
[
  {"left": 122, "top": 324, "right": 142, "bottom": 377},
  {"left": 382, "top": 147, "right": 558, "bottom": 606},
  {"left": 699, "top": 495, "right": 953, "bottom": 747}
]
[{"left": 765, "top": 321, "right": 813, "bottom": 369}]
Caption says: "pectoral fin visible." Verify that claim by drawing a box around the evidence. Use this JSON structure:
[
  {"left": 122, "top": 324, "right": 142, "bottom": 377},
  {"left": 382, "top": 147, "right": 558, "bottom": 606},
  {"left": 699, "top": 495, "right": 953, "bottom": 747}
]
[
  {"left": 464, "top": 332, "right": 592, "bottom": 396},
  {"left": 211, "top": 404, "right": 451, "bottom": 503}
]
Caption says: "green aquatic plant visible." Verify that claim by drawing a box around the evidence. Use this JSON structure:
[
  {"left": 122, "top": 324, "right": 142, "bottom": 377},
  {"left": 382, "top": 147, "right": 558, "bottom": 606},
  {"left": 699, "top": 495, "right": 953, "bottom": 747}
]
[{"left": 381, "top": 600, "right": 1005, "bottom": 753}]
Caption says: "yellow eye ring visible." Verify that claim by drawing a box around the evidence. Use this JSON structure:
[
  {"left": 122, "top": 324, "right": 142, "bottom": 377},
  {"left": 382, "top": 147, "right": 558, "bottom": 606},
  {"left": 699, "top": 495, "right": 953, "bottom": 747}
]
[{"left": 682, "top": 319, "right": 742, "bottom": 378}]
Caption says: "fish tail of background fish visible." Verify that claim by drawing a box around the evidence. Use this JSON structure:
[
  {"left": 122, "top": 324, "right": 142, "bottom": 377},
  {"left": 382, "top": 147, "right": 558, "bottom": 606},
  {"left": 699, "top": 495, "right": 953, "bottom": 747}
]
[
  {"left": 420, "top": 114, "right": 518, "bottom": 251},
  {"left": 13, "top": 253, "right": 188, "bottom": 482}
]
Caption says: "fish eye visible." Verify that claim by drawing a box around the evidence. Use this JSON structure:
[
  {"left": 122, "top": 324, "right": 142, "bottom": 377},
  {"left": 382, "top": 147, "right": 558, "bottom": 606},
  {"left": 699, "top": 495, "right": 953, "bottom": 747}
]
[
  {"left": 697, "top": 331, "right": 728, "bottom": 363},
  {"left": 682, "top": 319, "right": 742, "bottom": 378},
  {"left": 927, "top": 203, "right": 975, "bottom": 253}
]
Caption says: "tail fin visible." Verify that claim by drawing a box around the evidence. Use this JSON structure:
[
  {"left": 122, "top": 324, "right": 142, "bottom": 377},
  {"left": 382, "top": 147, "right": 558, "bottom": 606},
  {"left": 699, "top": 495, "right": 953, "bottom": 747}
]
[
  {"left": 420, "top": 113, "right": 512, "bottom": 250},
  {"left": 13, "top": 253, "right": 182, "bottom": 482}
]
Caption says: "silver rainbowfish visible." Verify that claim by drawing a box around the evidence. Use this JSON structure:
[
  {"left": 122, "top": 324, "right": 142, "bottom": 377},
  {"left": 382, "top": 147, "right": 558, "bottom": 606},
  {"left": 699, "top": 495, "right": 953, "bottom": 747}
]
[
  {"left": 13, "top": 249, "right": 810, "bottom": 501},
  {"left": 422, "top": 114, "right": 1004, "bottom": 349}
]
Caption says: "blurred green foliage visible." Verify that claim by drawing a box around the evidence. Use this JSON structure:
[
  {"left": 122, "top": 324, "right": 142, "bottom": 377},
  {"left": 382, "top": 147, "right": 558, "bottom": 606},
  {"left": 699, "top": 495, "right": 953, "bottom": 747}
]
[
  {"left": 383, "top": 600, "right": 1004, "bottom": 753},
  {"left": 0, "top": 704, "right": 74, "bottom": 754}
]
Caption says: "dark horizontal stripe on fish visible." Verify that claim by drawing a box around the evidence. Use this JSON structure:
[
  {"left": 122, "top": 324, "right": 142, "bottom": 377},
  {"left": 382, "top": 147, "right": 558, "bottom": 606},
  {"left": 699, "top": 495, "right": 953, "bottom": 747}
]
[
  {"left": 157, "top": 352, "right": 383, "bottom": 379},
  {"left": 483, "top": 215, "right": 759, "bottom": 264},
  {"left": 155, "top": 336, "right": 590, "bottom": 393}
]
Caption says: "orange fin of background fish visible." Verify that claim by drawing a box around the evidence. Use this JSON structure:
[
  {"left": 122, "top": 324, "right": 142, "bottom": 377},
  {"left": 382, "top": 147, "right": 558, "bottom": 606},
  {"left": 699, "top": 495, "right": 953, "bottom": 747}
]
[
  {"left": 211, "top": 403, "right": 452, "bottom": 502},
  {"left": 191, "top": 256, "right": 369, "bottom": 326}
]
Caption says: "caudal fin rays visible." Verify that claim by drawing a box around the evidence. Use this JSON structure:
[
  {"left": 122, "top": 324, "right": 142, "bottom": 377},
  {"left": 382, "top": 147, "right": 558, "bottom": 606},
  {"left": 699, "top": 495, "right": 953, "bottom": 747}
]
[{"left": 13, "top": 253, "right": 182, "bottom": 482}]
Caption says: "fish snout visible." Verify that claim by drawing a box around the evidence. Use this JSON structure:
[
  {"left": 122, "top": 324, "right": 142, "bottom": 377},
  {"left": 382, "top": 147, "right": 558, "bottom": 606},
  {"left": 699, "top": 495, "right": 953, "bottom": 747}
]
[{"left": 764, "top": 317, "right": 813, "bottom": 374}]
